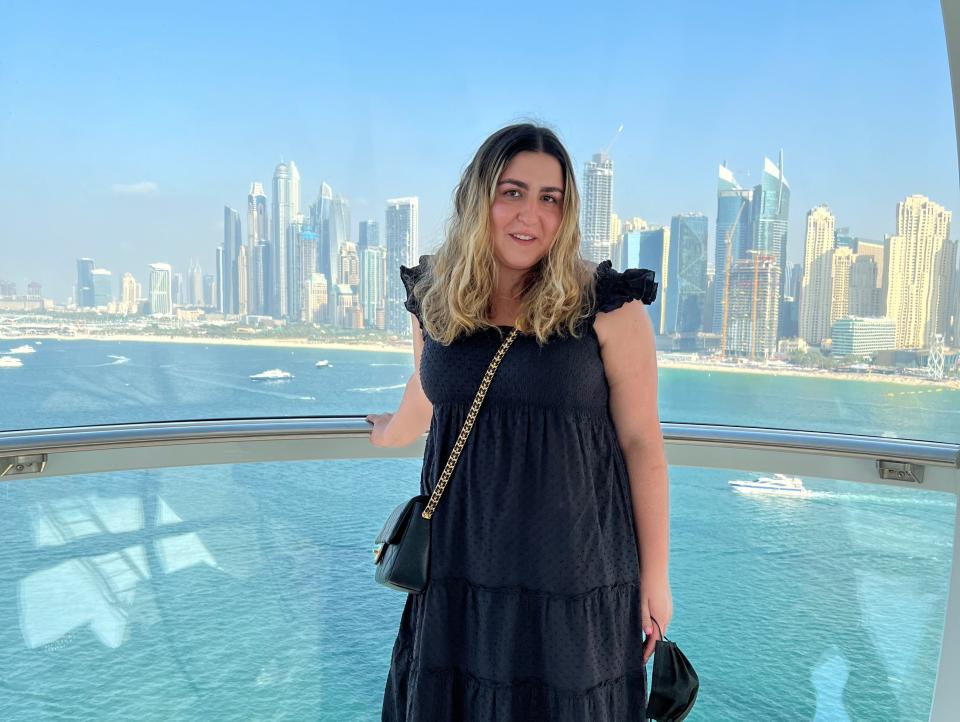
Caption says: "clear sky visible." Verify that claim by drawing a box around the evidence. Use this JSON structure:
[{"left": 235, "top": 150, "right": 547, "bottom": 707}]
[{"left": 1, "top": 0, "right": 957, "bottom": 301}]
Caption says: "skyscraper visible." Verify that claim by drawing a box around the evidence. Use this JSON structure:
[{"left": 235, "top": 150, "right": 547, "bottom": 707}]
[
  {"left": 76, "top": 258, "right": 96, "bottom": 308},
  {"left": 236, "top": 246, "right": 249, "bottom": 316},
  {"left": 171, "top": 272, "right": 185, "bottom": 307},
  {"left": 359, "top": 220, "right": 380, "bottom": 251},
  {"left": 223, "top": 206, "right": 242, "bottom": 314},
  {"left": 713, "top": 165, "right": 753, "bottom": 333},
  {"left": 121, "top": 272, "right": 138, "bottom": 314},
  {"left": 250, "top": 244, "right": 271, "bottom": 316},
  {"left": 203, "top": 275, "right": 215, "bottom": 309},
  {"left": 330, "top": 194, "right": 352, "bottom": 281},
  {"left": 246, "top": 182, "right": 270, "bottom": 314},
  {"left": 752, "top": 153, "right": 791, "bottom": 278},
  {"left": 91, "top": 268, "right": 113, "bottom": 307},
  {"left": 620, "top": 227, "right": 670, "bottom": 334},
  {"left": 312, "top": 182, "right": 334, "bottom": 289},
  {"left": 885, "top": 194, "right": 952, "bottom": 348},
  {"left": 148, "top": 263, "right": 172, "bottom": 316},
  {"left": 848, "top": 254, "right": 883, "bottom": 317},
  {"left": 665, "top": 213, "right": 708, "bottom": 337},
  {"left": 248, "top": 182, "right": 268, "bottom": 246},
  {"left": 386, "top": 197, "right": 420, "bottom": 334},
  {"left": 830, "top": 246, "right": 854, "bottom": 328},
  {"left": 361, "top": 244, "right": 388, "bottom": 329},
  {"left": 726, "top": 253, "right": 780, "bottom": 359},
  {"left": 188, "top": 259, "right": 203, "bottom": 306},
  {"left": 295, "top": 229, "right": 319, "bottom": 322},
  {"left": 272, "top": 162, "right": 300, "bottom": 318},
  {"left": 215, "top": 246, "right": 225, "bottom": 313},
  {"left": 799, "top": 205, "right": 836, "bottom": 346},
  {"left": 581, "top": 153, "right": 614, "bottom": 263}
]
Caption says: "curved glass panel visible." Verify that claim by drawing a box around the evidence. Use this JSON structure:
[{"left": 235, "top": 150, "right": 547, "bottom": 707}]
[
  {"left": 1, "top": 1, "right": 958, "bottom": 439},
  {"left": 0, "top": 460, "right": 952, "bottom": 720}
]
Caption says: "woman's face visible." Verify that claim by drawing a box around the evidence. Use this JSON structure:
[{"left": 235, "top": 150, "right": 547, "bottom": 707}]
[{"left": 490, "top": 151, "right": 565, "bottom": 273}]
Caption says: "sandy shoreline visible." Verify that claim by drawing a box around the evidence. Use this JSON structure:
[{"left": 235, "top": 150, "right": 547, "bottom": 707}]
[
  {"left": 657, "top": 359, "right": 960, "bottom": 390},
  {"left": 3, "top": 333, "right": 957, "bottom": 390}
]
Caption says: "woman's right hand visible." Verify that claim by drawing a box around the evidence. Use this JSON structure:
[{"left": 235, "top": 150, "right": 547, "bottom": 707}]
[{"left": 365, "top": 412, "right": 396, "bottom": 447}]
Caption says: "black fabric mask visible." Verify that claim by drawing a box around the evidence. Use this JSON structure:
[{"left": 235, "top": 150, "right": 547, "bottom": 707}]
[{"left": 646, "top": 616, "right": 699, "bottom": 722}]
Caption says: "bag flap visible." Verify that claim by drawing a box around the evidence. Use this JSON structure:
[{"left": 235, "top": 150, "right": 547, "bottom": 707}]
[{"left": 375, "top": 496, "right": 425, "bottom": 545}]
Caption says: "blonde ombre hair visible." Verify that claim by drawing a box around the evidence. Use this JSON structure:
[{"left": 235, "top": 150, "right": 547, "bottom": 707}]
[{"left": 411, "top": 123, "right": 597, "bottom": 347}]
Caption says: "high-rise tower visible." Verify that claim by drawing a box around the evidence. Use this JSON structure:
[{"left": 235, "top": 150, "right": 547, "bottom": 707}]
[
  {"left": 581, "top": 153, "right": 614, "bottom": 263},
  {"left": 386, "top": 197, "right": 420, "bottom": 334}
]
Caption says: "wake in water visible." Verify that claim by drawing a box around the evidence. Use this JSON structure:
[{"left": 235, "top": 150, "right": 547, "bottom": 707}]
[
  {"left": 169, "top": 372, "right": 319, "bottom": 401},
  {"left": 349, "top": 383, "right": 407, "bottom": 393},
  {"left": 84, "top": 355, "right": 131, "bottom": 367},
  {"left": 804, "top": 489, "right": 952, "bottom": 507}
]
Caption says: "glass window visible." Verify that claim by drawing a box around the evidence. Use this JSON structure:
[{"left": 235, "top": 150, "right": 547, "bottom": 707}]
[{"left": 1, "top": 2, "right": 957, "bottom": 439}]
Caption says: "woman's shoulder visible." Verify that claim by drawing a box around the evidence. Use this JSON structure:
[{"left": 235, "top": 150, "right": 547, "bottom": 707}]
[
  {"left": 399, "top": 254, "right": 434, "bottom": 289},
  {"left": 400, "top": 254, "right": 435, "bottom": 325}
]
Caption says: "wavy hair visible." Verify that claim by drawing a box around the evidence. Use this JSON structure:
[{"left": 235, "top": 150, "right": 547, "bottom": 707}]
[{"left": 411, "top": 123, "right": 596, "bottom": 346}]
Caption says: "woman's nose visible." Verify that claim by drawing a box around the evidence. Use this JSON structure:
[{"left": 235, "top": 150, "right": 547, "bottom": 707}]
[{"left": 517, "top": 199, "right": 537, "bottom": 224}]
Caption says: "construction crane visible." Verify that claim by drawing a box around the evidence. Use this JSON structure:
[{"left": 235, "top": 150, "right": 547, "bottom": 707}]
[{"left": 602, "top": 124, "right": 624, "bottom": 156}]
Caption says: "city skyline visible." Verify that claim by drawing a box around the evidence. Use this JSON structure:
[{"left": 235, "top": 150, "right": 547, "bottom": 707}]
[
  {"left": 2, "top": 184, "right": 957, "bottom": 360},
  {"left": 1, "top": 1, "right": 957, "bottom": 300}
]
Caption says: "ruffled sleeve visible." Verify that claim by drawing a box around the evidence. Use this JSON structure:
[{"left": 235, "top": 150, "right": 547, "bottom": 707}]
[
  {"left": 593, "top": 260, "right": 658, "bottom": 315},
  {"left": 399, "top": 254, "right": 433, "bottom": 326}
]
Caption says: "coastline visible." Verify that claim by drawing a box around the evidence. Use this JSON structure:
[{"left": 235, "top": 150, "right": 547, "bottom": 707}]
[
  {"left": 657, "top": 358, "right": 960, "bottom": 390},
  {"left": 3, "top": 333, "right": 957, "bottom": 390},
  {"left": 0, "top": 333, "right": 414, "bottom": 355}
]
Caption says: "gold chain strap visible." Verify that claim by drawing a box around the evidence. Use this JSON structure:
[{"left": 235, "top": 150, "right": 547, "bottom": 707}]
[{"left": 421, "top": 327, "right": 520, "bottom": 519}]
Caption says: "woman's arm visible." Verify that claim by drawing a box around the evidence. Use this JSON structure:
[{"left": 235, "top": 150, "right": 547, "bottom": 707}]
[
  {"left": 366, "top": 313, "right": 434, "bottom": 447},
  {"left": 595, "top": 300, "right": 672, "bottom": 661}
]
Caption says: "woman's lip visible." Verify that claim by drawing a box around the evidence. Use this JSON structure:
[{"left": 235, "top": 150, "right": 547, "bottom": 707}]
[{"left": 510, "top": 233, "right": 537, "bottom": 242}]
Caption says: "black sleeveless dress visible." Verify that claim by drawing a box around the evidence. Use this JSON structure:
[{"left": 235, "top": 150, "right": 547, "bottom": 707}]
[{"left": 382, "top": 256, "right": 659, "bottom": 721}]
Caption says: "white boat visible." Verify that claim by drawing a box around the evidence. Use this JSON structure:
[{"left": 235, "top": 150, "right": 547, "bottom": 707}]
[
  {"left": 7, "top": 344, "right": 36, "bottom": 354},
  {"left": 249, "top": 368, "right": 294, "bottom": 381},
  {"left": 0, "top": 356, "right": 24, "bottom": 368},
  {"left": 315, "top": 359, "right": 331, "bottom": 368},
  {"left": 728, "top": 473, "right": 811, "bottom": 497}
]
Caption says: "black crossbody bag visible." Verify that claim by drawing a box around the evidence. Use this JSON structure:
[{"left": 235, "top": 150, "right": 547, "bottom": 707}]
[{"left": 372, "top": 327, "right": 520, "bottom": 593}]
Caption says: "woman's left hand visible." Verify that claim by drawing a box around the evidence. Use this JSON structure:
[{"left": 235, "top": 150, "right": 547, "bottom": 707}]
[{"left": 641, "top": 571, "right": 673, "bottom": 664}]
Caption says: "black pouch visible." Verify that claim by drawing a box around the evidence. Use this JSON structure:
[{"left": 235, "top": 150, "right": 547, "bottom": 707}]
[{"left": 646, "top": 616, "right": 699, "bottom": 721}]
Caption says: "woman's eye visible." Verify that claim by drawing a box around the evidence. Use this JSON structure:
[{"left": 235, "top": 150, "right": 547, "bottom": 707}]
[
  {"left": 504, "top": 189, "right": 521, "bottom": 198},
  {"left": 542, "top": 195, "right": 558, "bottom": 203}
]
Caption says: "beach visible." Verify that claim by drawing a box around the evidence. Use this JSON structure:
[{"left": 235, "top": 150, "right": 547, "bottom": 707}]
[
  {"left": 3, "top": 332, "right": 958, "bottom": 389},
  {"left": 657, "top": 357, "right": 960, "bottom": 390}
]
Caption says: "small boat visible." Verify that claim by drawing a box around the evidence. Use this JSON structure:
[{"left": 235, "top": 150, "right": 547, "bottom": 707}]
[
  {"left": 7, "top": 344, "right": 36, "bottom": 354},
  {"left": 728, "top": 473, "right": 811, "bottom": 497},
  {"left": 315, "top": 359, "right": 332, "bottom": 368},
  {"left": 249, "top": 368, "right": 294, "bottom": 381},
  {"left": 0, "top": 356, "right": 24, "bottom": 368}
]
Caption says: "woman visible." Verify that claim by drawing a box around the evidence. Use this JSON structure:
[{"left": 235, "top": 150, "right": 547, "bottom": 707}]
[{"left": 365, "top": 123, "right": 670, "bottom": 721}]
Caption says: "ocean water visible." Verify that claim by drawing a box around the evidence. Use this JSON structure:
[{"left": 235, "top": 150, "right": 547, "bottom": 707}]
[{"left": 0, "top": 339, "right": 957, "bottom": 721}]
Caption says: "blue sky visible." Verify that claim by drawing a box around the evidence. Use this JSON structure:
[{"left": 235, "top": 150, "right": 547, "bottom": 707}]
[{"left": 1, "top": 0, "right": 957, "bottom": 300}]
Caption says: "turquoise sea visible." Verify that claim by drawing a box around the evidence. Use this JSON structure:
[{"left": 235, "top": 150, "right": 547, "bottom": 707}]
[{"left": 0, "top": 339, "right": 957, "bottom": 721}]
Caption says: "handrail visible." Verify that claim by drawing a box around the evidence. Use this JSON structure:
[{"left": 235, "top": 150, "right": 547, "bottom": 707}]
[{"left": 0, "top": 417, "right": 957, "bottom": 474}]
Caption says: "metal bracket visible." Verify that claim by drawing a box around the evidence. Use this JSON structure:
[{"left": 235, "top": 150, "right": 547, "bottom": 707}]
[
  {"left": 0, "top": 454, "right": 48, "bottom": 479},
  {"left": 876, "top": 459, "right": 924, "bottom": 484}
]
